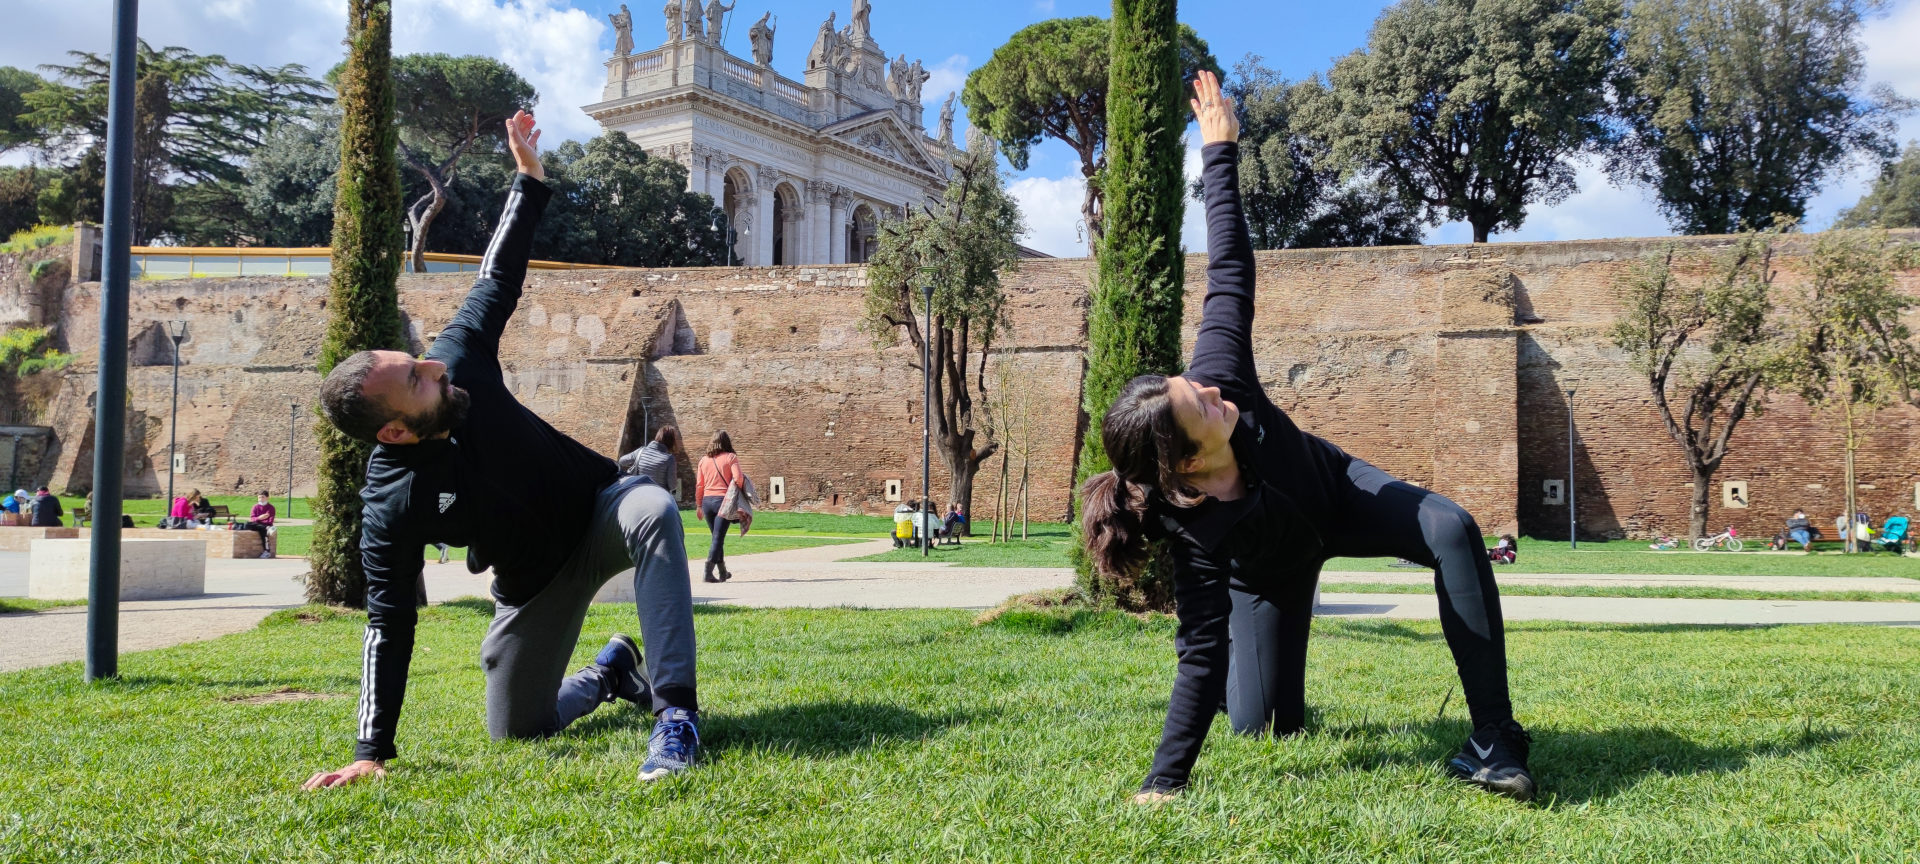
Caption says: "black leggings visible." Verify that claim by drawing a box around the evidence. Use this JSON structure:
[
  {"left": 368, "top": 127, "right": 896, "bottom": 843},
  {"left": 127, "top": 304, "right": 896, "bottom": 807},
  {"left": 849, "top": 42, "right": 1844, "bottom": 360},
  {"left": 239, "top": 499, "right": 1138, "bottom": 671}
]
[
  {"left": 1226, "top": 458, "right": 1512, "bottom": 735},
  {"left": 700, "top": 495, "right": 732, "bottom": 568}
]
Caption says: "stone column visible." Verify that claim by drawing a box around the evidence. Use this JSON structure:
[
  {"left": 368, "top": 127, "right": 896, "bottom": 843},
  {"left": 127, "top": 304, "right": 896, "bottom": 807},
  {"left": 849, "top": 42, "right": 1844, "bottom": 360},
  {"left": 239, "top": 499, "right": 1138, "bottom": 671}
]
[
  {"left": 806, "top": 182, "right": 833, "bottom": 265},
  {"left": 754, "top": 178, "right": 776, "bottom": 267},
  {"left": 690, "top": 143, "right": 720, "bottom": 198},
  {"left": 829, "top": 191, "right": 849, "bottom": 264}
]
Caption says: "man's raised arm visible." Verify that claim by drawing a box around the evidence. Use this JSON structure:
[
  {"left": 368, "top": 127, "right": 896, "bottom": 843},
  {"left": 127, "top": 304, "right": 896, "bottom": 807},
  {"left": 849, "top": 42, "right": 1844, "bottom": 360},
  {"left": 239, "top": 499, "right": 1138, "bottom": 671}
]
[{"left": 433, "top": 110, "right": 551, "bottom": 372}]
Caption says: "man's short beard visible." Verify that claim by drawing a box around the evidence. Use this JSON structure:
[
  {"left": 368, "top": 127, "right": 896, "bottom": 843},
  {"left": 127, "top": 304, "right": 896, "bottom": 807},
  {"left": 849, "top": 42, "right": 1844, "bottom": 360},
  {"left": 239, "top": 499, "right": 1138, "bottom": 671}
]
[{"left": 399, "top": 382, "right": 471, "bottom": 440}]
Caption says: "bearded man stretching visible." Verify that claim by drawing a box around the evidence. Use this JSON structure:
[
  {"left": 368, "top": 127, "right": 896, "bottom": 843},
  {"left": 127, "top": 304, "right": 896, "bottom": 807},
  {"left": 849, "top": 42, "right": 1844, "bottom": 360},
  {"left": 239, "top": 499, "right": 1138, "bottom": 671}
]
[{"left": 302, "top": 111, "right": 699, "bottom": 789}]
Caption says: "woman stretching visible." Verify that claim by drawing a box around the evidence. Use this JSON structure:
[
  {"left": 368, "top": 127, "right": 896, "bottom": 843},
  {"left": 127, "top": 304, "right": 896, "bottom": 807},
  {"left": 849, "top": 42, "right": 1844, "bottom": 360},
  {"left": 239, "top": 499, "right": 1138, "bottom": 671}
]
[{"left": 1083, "top": 71, "right": 1534, "bottom": 803}]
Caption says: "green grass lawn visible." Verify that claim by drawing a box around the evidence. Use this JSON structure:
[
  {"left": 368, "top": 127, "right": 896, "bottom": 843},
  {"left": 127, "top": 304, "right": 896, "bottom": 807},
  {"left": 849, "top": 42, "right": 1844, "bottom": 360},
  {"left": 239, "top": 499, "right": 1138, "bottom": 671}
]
[
  {"left": 1325, "top": 582, "right": 1920, "bottom": 603},
  {"left": 1, "top": 606, "right": 1914, "bottom": 861},
  {"left": 859, "top": 525, "right": 1920, "bottom": 579},
  {"left": 0, "top": 597, "right": 84, "bottom": 614},
  {"left": 266, "top": 524, "right": 858, "bottom": 563}
]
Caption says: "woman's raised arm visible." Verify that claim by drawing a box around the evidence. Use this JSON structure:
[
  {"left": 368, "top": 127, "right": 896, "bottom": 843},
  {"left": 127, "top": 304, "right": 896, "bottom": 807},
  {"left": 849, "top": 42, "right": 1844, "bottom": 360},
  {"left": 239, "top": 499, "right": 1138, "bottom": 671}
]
[{"left": 1182, "top": 70, "right": 1260, "bottom": 403}]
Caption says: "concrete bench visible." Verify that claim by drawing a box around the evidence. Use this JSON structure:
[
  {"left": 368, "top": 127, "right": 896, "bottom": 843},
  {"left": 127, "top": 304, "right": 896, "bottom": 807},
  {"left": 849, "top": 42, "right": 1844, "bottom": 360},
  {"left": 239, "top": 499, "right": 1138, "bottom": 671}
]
[
  {"left": 0, "top": 526, "right": 81, "bottom": 552},
  {"left": 118, "top": 528, "right": 264, "bottom": 559},
  {"left": 28, "top": 538, "right": 207, "bottom": 601}
]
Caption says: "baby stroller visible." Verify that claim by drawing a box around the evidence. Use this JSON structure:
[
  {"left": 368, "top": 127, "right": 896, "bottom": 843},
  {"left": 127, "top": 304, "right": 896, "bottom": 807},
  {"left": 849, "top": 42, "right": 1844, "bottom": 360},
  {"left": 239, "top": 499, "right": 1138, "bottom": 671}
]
[{"left": 1873, "top": 516, "right": 1909, "bottom": 553}]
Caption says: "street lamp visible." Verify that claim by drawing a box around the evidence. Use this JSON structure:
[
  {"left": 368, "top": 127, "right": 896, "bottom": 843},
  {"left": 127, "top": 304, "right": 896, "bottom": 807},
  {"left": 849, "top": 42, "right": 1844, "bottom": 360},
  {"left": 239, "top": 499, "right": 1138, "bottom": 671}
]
[
  {"left": 287, "top": 402, "right": 297, "bottom": 518},
  {"left": 165, "top": 319, "right": 186, "bottom": 520},
  {"left": 1566, "top": 387, "right": 1577, "bottom": 551},
  {"left": 86, "top": 0, "right": 140, "bottom": 682},
  {"left": 920, "top": 270, "right": 936, "bottom": 557}
]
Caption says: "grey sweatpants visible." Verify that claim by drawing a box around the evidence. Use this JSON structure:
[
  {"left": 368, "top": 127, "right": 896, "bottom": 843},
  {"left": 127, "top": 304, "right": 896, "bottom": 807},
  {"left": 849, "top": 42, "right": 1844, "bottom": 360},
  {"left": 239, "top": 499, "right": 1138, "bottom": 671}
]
[{"left": 479, "top": 475, "right": 696, "bottom": 740}]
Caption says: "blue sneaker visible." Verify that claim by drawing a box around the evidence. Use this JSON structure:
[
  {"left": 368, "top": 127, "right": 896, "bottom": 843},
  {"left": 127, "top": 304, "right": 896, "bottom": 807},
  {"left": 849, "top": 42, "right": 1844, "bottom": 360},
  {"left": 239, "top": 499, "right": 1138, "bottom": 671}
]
[
  {"left": 638, "top": 707, "right": 699, "bottom": 781},
  {"left": 594, "top": 634, "right": 649, "bottom": 706}
]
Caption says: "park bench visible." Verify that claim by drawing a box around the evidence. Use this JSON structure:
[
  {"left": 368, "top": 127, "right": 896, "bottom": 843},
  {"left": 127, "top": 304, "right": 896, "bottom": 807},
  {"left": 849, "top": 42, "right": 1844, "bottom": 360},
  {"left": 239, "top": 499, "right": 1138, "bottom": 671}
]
[{"left": 73, "top": 506, "right": 88, "bottom": 527}]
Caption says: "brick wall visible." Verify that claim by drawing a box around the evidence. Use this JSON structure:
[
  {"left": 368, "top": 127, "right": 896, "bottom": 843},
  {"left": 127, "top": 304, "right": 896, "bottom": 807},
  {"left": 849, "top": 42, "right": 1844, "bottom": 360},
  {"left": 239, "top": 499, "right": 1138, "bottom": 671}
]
[{"left": 22, "top": 233, "right": 1920, "bottom": 539}]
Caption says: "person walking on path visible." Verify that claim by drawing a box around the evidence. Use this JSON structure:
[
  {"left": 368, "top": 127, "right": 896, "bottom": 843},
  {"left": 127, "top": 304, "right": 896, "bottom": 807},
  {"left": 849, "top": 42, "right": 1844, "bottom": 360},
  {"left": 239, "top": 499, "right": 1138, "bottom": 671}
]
[
  {"left": 619, "top": 425, "right": 680, "bottom": 492},
  {"left": 302, "top": 111, "right": 701, "bottom": 791},
  {"left": 1081, "top": 71, "right": 1535, "bottom": 805},
  {"left": 695, "top": 431, "right": 751, "bottom": 583}
]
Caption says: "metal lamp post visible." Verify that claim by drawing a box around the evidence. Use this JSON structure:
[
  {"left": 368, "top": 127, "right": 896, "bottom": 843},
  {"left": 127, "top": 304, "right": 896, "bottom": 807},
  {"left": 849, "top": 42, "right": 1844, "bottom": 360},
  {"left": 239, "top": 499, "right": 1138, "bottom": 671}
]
[
  {"left": 86, "top": 0, "right": 140, "bottom": 682},
  {"left": 921, "top": 274, "right": 935, "bottom": 557},
  {"left": 164, "top": 319, "right": 185, "bottom": 516},
  {"left": 1567, "top": 388, "right": 1577, "bottom": 550},
  {"left": 287, "top": 402, "right": 297, "bottom": 517}
]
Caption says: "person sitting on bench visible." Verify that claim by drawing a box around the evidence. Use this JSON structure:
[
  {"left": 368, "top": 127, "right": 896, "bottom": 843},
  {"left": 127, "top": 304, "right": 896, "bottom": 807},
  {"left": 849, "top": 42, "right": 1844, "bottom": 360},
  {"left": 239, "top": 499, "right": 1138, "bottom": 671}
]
[{"left": 244, "top": 491, "right": 277, "bottom": 558}]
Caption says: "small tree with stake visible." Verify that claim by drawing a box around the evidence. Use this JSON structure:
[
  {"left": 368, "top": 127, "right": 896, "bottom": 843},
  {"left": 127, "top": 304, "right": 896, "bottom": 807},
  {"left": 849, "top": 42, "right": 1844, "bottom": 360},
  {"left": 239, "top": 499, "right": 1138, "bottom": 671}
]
[
  {"left": 863, "top": 130, "right": 1024, "bottom": 524},
  {"left": 1779, "top": 230, "right": 1920, "bottom": 553},
  {"left": 1611, "top": 228, "right": 1787, "bottom": 542}
]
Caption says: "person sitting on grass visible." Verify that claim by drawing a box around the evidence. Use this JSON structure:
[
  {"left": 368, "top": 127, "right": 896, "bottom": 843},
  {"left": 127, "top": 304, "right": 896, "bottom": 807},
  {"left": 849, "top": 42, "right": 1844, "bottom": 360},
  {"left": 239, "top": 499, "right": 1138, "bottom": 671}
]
[
  {"left": 1488, "top": 535, "right": 1517, "bottom": 565},
  {"left": 303, "top": 111, "right": 701, "bottom": 791},
  {"left": 1080, "top": 71, "right": 1535, "bottom": 805}
]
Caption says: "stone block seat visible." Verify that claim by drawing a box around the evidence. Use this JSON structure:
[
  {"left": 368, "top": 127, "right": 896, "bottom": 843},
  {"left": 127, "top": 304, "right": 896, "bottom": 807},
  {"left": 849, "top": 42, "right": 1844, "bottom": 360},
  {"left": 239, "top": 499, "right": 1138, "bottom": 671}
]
[
  {"left": 117, "top": 527, "right": 263, "bottom": 559},
  {"left": 28, "top": 538, "right": 206, "bottom": 600},
  {"left": 0, "top": 526, "right": 80, "bottom": 552}
]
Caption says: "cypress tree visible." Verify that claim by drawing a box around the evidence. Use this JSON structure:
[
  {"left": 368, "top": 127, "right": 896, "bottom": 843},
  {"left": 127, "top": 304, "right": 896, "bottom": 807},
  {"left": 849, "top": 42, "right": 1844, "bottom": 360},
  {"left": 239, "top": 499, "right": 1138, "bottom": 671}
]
[
  {"left": 306, "top": 0, "right": 409, "bottom": 606},
  {"left": 1072, "top": 0, "right": 1187, "bottom": 610}
]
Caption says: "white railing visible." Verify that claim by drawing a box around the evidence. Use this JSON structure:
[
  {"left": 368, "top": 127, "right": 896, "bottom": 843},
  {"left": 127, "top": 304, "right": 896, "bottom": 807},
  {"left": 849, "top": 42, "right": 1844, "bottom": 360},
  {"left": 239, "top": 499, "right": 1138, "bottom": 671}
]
[
  {"left": 722, "top": 56, "right": 759, "bottom": 86},
  {"left": 772, "top": 77, "right": 807, "bottom": 105},
  {"left": 628, "top": 49, "right": 666, "bottom": 76}
]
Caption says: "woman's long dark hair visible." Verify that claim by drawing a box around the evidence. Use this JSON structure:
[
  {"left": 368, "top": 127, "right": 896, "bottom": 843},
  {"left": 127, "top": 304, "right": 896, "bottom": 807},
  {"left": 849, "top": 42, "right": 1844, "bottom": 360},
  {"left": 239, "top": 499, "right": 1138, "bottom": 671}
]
[
  {"left": 1081, "top": 375, "right": 1200, "bottom": 578},
  {"left": 707, "top": 430, "right": 734, "bottom": 457},
  {"left": 655, "top": 424, "right": 679, "bottom": 451}
]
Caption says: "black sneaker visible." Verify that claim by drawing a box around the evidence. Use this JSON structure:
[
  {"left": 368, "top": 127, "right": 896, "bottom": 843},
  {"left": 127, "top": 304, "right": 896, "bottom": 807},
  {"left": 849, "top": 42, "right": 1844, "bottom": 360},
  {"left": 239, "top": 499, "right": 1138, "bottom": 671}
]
[
  {"left": 1447, "top": 719, "right": 1535, "bottom": 802},
  {"left": 593, "top": 634, "right": 650, "bottom": 706}
]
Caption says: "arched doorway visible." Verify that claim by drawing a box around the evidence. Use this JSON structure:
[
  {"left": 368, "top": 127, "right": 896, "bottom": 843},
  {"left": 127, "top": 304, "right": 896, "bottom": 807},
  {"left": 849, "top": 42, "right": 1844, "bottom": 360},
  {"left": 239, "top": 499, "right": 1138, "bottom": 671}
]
[
  {"left": 772, "top": 183, "right": 801, "bottom": 265},
  {"left": 848, "top": 204, "right": 877, "bottom": 264},
  {"left": 721, "top": 167, "right": 754, "bottom": 265}
]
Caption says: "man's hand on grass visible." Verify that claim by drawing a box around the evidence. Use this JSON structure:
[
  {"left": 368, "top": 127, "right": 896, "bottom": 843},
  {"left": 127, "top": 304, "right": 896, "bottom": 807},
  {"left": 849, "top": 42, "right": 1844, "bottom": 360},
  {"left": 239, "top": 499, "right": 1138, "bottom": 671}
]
[
  {"left": 302, "top": 759, "right": 386, "bottom": 790},
  {"left": 505, "top": 109, "right": 544, "bottom": 181}
]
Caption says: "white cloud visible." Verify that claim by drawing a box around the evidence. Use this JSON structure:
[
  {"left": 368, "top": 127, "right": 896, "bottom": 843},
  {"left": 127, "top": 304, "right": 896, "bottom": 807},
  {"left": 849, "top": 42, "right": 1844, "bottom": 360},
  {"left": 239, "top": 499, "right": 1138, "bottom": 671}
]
[
  {"left": 391, "top": 0, "right": 609, "bottom": 144},
  {"left": 1428, "top": 158, "right": 1669, "bottom": 244},
  {"left": 2, "top": 0, "right": 610, "bottom": 146},
  {"left": 1006, "top": 138, "right": 1202, "bottom": 259},
  {"left": 917, "top": 53, "right": 970, "bottom": 136},
  {"left": 1033, "top": 0, "right": 1057, "bottom": 12},
  {"left": 1008, "top": 173, "right": 1089, "bottom": 257},
  {"left": 1180, "top": 139, "right": 1205, "bottom": 253}
]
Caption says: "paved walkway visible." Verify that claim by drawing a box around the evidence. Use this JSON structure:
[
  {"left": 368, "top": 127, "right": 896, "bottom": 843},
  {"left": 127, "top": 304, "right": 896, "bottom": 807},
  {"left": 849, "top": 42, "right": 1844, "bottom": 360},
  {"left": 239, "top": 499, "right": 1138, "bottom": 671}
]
[
  {"left": 1319, "top": 570, "right": 1920, "bottom": 593},
  {"left": 6, "top": 542, "right": 1920, "bottom": 673}
]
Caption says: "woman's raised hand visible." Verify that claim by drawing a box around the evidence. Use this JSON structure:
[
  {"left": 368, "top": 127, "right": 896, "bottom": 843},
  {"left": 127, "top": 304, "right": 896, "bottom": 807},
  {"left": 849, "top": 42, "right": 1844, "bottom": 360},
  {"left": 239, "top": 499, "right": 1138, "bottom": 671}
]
[{"left": 1190, "top": 69, "right": 1239, "bottom": 146}]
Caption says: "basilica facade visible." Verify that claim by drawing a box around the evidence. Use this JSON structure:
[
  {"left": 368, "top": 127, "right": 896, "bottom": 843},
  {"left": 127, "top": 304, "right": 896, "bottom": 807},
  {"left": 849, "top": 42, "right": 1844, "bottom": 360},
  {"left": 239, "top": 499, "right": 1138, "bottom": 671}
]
[{"left": 584, "top": 0, "right": 958, "bottom": 267}]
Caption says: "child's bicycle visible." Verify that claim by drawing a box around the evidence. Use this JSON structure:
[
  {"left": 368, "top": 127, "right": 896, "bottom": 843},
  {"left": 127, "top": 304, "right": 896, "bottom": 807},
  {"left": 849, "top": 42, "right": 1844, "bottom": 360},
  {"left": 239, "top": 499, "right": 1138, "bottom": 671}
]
[{"left": 1694, "top": 526, "right": 1742, "bottom": 552}]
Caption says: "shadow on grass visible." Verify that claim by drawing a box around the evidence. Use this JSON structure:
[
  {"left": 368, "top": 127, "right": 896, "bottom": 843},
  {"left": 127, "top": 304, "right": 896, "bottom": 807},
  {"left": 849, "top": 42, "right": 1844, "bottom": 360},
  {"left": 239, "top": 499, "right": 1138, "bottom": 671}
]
[
  {"left": 705, "top": 701, "right": 980, "bottom": 759},
  {"left": 101, "top": 673, "right": 364, "bottom": 694},
  {"left": 556, "top": 700, "right": 979, "bottom": 763},
  {"left": 1291, "top": 717, "right": 1847, "bottom": 805}
]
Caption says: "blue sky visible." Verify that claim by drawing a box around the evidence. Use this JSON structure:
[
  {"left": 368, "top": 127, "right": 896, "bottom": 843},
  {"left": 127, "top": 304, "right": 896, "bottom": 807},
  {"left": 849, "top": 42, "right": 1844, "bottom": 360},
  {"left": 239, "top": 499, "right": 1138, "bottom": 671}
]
[{"left": 6, "top": 0, "right": 1919, "bottom": 255}]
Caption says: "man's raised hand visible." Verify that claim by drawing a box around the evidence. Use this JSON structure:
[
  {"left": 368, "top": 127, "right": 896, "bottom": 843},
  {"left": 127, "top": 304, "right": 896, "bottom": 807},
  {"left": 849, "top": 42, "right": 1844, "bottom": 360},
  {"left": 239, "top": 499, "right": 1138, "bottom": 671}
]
[
  {"left": 1190, "top": 69, "right": 1239, "bottom": 146},
  {"left": 301, "top": 759, "right": 386, "bottom": 791},
  {"left": 506, "top": 109, "right": 544, "bottom": 181}
]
